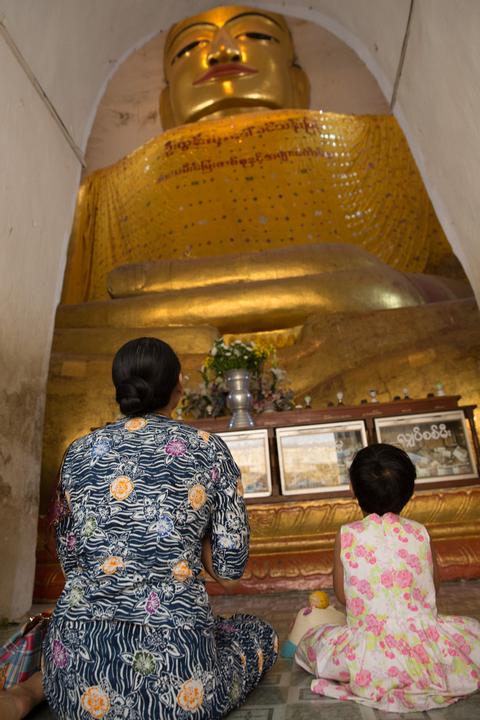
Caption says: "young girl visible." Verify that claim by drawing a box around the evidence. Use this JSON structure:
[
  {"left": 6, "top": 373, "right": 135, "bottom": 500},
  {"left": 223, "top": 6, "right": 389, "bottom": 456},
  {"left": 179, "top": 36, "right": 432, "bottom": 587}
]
[{"left": 295, "top": 443, "right": 480, "bottom": 712}]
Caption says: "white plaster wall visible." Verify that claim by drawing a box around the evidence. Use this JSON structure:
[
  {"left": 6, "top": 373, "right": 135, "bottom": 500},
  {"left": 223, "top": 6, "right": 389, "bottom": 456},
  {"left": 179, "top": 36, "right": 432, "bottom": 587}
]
[
  {"left": 0, "top": 25, "right": 79, "bottom": 619},
  {"left": 394, "top": 0, "right": 480, "bottom": 318},
  {"left": 1, "top": 0, "right": 167, "bottom": 150},
  {"left": 1, "top": 0, "right": 480, "bottom": 617}
]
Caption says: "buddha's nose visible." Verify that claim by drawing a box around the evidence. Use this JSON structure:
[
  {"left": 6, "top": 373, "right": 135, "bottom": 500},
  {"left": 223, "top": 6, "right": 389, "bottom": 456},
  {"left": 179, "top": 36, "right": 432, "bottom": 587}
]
[{"left": 207, "top": 27, "right": 242, "bottom": 66}]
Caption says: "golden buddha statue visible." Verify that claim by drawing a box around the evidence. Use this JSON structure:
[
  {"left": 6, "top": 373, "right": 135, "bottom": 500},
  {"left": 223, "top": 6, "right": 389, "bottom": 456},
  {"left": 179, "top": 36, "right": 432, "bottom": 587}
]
[{"left": 60, "top": 5, "right": 466, "bottom": 330}]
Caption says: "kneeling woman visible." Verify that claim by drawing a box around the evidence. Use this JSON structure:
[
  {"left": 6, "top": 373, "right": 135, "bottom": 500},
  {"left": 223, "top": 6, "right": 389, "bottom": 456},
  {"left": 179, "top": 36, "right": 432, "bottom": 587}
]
[{"left": 5, "top": 337, "right": 277, "bottom": 719}]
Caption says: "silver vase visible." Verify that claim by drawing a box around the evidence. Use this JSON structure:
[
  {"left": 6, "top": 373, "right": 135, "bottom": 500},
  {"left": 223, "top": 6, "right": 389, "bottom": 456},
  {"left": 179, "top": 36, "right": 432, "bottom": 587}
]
[{"left": 225, "top": 368, "right": 255, "bottom": 429}]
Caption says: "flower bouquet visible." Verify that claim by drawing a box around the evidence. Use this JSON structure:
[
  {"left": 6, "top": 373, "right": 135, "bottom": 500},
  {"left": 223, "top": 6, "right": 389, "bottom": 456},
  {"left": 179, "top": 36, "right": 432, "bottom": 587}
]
[
  {"left": 181, "top": 339, "right": 295, "bottom": 418},
  {"left": 205, "top": 338, "right": 270, "bottom": 377}
]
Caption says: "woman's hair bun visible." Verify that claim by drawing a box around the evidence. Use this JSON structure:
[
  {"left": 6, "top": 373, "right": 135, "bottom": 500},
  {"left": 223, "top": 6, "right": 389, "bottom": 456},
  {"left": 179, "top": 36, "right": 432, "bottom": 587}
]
[{"left": 116, "top": 376, "right": 154, "bottom": 416}]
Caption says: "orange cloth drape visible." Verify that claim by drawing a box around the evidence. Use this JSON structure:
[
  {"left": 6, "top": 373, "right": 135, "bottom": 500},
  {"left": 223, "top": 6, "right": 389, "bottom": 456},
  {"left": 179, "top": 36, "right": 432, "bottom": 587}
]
[{"left": 62, "top": 109, "right": 452, "bottom": 303}]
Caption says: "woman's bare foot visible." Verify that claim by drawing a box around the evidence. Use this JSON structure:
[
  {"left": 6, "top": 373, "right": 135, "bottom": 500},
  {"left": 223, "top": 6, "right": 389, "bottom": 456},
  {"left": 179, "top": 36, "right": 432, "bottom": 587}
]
[
  {"left": 0, "top": 671, "right": 44, "bottom": 719},
  {"left": 0, "top": 690, "right": 27, "bottom": 720}
]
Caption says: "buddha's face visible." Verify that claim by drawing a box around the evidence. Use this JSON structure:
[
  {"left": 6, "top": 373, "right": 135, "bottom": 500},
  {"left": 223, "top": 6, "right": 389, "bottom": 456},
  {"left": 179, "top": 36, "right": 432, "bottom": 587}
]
[{"left": 162, "top": 6, "right": 309, "bottom": 127}]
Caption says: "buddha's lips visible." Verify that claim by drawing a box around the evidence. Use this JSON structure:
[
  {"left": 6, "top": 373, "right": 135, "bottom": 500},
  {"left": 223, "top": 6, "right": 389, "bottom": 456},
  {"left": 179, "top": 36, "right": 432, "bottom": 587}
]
[{"left": 193, "top": 64, "right": 258, "bottom": 85}]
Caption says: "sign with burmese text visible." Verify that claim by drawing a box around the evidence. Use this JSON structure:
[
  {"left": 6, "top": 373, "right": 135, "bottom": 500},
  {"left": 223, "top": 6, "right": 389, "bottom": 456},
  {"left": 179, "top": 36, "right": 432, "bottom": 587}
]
[{"left": 374, "top": 411, "right": 477, "bottom": 485}]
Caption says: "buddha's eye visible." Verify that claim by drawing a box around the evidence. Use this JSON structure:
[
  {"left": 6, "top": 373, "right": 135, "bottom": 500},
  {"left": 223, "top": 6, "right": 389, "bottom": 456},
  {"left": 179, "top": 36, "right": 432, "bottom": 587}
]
[
  {"left": 172, "top": 40, "right": 204, "bottom": 63},
  {"left": 238, "top": 31, "right": 278, "bottom": 42}
]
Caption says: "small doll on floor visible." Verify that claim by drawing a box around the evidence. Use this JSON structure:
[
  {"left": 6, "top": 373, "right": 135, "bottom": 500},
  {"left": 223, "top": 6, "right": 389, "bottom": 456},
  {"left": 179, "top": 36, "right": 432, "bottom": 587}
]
[{"left": 281, "top": 590, "right": 346, "bottom": 658}]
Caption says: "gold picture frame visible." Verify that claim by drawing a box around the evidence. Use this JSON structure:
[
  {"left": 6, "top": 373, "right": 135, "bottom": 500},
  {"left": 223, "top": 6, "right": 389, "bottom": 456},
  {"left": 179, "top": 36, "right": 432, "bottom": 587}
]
[
  {"left": 276, "top": 421, "right": 367, "bottom": 495},
  {"left": 218, "top": 429, "right": 272, "bottom": 498}
]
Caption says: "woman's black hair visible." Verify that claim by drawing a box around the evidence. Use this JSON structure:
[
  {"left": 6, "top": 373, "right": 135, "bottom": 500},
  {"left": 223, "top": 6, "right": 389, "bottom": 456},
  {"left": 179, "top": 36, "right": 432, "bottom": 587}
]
[
  {"left": 349, "top": 443, "right": 416, "bottom": 515},
  {"left": 112, "top": 337, "right": 181, "bottom": 417}
]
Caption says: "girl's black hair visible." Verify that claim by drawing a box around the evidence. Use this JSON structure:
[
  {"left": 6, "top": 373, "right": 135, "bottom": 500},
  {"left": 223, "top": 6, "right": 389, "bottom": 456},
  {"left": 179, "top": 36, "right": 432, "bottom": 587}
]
[
  {"left": 349, "top": 443, "right": 416, "bottom": 515},
  {"left": 112, "top": 337, "right": 180, "bottom": 417}
]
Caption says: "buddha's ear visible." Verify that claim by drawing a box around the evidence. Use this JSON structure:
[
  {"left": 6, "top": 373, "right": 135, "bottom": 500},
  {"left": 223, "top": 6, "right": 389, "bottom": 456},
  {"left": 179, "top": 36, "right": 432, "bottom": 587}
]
[
  {"left": 291, "top": 64, "right": 311, "bottom": 109},
  {"left": 159, "top": 85, "right": 175, "bottom": 130}
]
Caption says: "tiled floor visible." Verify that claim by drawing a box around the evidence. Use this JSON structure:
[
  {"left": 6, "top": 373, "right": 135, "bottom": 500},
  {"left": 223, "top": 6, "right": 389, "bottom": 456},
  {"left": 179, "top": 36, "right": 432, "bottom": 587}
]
[{"left": 1, "top": 580, "right": 479, "bottom": 719}]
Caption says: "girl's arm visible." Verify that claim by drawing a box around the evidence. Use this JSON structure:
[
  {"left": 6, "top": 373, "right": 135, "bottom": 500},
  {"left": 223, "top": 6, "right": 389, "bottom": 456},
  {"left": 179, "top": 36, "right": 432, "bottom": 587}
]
[
  {"left": 428, "top": 531, "right": 441, "bottom": 593},
  {"left": 201, "top": 536, "right": 241, "bottom": 590},
  {"left": 333, "top": 529, "right": 346, "bottom": 606}
]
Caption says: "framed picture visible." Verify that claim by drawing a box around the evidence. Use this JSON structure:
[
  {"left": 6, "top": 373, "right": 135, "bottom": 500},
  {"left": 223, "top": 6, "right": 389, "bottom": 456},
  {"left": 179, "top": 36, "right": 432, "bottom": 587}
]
[
  {"left": 276, "top": 421, "right": 367, "bottom": 495},
  {"left": 218, "top": 429, "right": 272, "bottom": 498},
  {"left": 374, "top": 411, "right": 478, "bottom": 484}
]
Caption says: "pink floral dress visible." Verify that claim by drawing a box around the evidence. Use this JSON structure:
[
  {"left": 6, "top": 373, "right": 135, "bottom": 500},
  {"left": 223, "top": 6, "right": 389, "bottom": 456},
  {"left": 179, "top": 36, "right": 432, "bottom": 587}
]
[{"left": 295, "top": 513, "right": 480, "bottom": 712}]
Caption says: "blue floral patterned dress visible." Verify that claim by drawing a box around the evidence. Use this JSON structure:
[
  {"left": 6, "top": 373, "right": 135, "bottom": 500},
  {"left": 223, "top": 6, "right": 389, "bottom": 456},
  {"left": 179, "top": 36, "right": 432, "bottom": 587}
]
[{"left": 43, "top": 414, "right": 278, "bottom": 719}]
